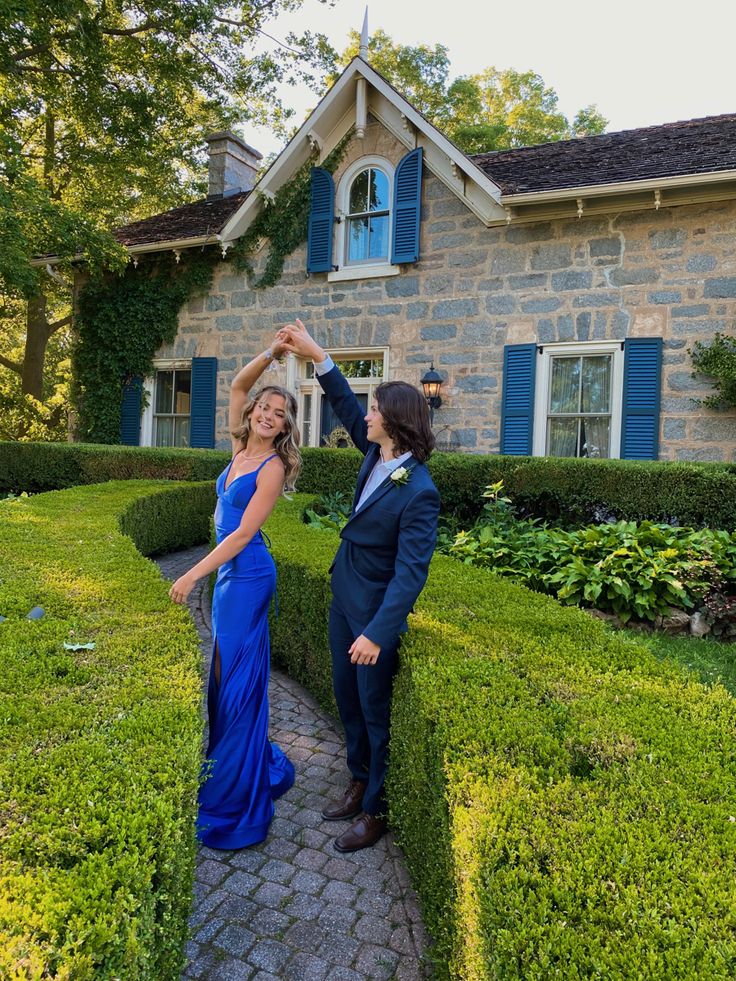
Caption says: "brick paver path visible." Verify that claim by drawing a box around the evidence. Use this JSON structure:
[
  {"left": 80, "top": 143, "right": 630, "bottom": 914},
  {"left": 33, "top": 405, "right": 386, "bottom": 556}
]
[{"left": 156, "top": 546, "right": 429, "bottom": 980}]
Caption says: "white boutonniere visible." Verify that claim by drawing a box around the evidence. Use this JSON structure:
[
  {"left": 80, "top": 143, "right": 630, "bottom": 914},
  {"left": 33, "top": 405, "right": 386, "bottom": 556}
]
[{"left": 390, "top": 466, "right": 410, "bottom": 488}]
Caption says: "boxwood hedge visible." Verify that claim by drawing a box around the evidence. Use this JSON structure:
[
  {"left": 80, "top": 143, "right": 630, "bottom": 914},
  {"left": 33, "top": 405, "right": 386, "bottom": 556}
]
[
  {"left": 0, "top": 481, "right": 213, "bottom": 978},
  {"left": 263, "top": 499, "right": 736, "bottom": 980},
  {"left": 4, "top": 479, "right": 736, "bottom": 978},
  {"left": 4, "top": 441, "right": 736, "bottom": 529}
]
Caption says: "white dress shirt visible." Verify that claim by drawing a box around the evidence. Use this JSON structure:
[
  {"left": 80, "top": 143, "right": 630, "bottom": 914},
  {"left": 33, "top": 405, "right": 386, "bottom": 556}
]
[{"left": 314, "top": 354, "right": 412, "bottom": 511}]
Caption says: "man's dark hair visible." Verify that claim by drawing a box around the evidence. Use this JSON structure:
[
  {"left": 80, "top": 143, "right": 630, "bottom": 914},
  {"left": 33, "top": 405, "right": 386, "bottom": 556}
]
[{"left": 375, "top": 381, "right": 435, "bottom": 463}]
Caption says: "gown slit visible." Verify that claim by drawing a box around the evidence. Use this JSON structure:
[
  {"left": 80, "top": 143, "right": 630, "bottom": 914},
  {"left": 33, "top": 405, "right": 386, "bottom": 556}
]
[{"left": 196, "top": 454, "right": 295, "bottom": 850}]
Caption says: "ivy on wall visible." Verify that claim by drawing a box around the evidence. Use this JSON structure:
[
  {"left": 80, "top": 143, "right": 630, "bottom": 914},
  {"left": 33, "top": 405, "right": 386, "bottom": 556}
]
[
  {"left": 690, "top": 333, "right": 736, "bottom": 411},
  {"left": 229, "top": 129, "right": 354, "bottom": 289},
  {"left": 72, "top": 129, "right": 354, "bottom": 443},
  {"left": 73, "top": 250, "right": 216, "bottom": 443}
]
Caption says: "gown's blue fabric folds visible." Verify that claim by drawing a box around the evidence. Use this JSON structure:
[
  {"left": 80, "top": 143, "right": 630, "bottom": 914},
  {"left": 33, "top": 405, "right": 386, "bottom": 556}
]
[{"left": 197, "top": 456, "right": 295, "bottom": 849}]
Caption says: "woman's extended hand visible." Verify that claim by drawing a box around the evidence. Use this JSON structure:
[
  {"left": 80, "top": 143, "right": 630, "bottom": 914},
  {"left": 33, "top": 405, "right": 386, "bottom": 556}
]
[
  {"left": 270, "top": 332, "right": 288, "bottom": 360},
  {"left": 169, "top": 573, "right": 197, "bottom": 605}
]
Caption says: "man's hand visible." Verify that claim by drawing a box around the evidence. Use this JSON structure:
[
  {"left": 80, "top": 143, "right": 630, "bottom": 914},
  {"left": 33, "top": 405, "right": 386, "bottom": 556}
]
[
  {"left": 278, "top": 319, "right": 326, "bottom": 362},
  {"left": 349, "top": 634, "right": 381, "bottom": 666}
]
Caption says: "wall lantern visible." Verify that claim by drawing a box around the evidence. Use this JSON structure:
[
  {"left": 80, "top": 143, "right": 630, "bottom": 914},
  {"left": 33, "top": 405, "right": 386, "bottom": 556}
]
[{"left": 420, "top": 361, "right": 443, "bottom": 424}]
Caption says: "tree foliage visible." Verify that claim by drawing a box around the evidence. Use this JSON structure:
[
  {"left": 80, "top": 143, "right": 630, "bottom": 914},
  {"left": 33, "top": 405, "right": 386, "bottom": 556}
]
[
  {"left": 333, "top": 30, "right": 607, "bottom": 154},
  {"left": 0, "top": 0, "right": 334, "bottom": 434}
]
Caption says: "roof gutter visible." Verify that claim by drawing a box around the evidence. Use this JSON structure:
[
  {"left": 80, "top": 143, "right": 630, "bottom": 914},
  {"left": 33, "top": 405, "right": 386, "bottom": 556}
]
[
  {"left": 31, "top": 233, "right": 227, "bottom": 267},
  {"left": 500, "top": 168, "right": 736, "bottom": 205}
]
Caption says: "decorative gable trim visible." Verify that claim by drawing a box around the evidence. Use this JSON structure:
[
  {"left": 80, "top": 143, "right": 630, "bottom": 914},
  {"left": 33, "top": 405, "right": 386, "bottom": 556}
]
[{"left": 220, "top": 58, "right": 508, "bottom": 243}]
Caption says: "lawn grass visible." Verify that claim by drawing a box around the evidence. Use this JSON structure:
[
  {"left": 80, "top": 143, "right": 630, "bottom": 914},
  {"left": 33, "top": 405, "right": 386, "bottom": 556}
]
[{"left": 622, "top": 628, "right": 736, "bottom": 695}]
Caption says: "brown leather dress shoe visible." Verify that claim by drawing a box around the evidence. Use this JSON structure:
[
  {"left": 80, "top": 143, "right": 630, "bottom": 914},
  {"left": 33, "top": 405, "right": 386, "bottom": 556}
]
[
  {"left": 334, "top": 813, "right": 387, "bottom": 853},
  {"left": 321, "top": 778, "right": 366, "bottom": 821}
]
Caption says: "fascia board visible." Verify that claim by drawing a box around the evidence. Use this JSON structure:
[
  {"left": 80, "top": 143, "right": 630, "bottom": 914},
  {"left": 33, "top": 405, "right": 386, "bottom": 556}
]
[
  {"left": 220, "top": 61, "right": 366, "bottom": 243},
  {"left": 367, "top": 90, "right": 507, "bottom": 225},
  {"left": 356, "top": 60, "right": 504, "bottom": 205},
  {"left": 501, "top": 168, "right": 736, "bottom": 205},
  {"left": 221, "top": 57, "right": 508, "bottom": 240}
]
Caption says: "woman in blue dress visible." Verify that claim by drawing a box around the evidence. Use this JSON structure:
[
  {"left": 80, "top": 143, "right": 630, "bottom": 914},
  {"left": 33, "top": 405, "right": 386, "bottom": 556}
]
[{"left": 169, "top": 336, "right": 300, "bottom": 849}]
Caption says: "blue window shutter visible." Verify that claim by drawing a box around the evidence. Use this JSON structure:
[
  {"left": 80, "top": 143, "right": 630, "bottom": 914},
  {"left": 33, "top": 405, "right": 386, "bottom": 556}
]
[
  {"left": 620, "top": 337, "right": 663, "bottom": 460},
  {"left": 391, "top": 147, "right": 423, "bottom": 264},
  {"left": 307, "top": 167, "right": 334, "bottom": 273},
  {"left": 120, "top": 377, "right": 142, "bottom": 446},
  {"left": 190, "top": 357, "right": 218, "bottom": 449},
  {"left": 500, "top": 344, "right": 537, "bottom": 455}
]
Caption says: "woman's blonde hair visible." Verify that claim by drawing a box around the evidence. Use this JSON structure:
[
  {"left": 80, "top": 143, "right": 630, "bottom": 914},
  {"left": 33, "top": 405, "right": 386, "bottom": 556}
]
[{"left": 232, "top": 385, "right": 302, "bottom": 492}]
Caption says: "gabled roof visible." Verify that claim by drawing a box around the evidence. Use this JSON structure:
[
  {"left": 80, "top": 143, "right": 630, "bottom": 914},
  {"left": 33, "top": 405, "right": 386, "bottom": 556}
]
[{"left": 473, "top": 113, "right": 736, "bottom": 195}]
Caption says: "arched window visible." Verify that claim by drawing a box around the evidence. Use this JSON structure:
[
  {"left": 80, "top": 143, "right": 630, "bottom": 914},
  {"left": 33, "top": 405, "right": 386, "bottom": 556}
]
[
  {"left": 340, "top": 159, "right": 393, "bottom": 266},
  {"left": 345, "top": 165, "right": 390, "bottom": 263}
]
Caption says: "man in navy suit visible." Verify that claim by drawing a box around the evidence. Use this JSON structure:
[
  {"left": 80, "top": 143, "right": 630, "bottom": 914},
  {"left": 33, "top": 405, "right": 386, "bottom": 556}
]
[{"left": 280, "top": 320, "right": 440, "bottom": 852}]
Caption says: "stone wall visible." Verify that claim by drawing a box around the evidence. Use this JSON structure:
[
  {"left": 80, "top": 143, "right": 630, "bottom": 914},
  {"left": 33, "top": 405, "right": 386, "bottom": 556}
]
[{"left": 159, "top": 121, "right": 736, "bottom": 460}]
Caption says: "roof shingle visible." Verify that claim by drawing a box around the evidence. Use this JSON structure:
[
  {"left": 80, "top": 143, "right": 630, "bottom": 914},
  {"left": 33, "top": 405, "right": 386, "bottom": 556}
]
[
  {"left": 471, "top": 113, "right": 736, "bottom": 194},
  {"left": 114, "top": 191, "right": 249, "bottom": 247}
]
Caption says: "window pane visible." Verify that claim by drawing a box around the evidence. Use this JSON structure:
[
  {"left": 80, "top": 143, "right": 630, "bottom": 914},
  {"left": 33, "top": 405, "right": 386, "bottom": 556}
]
[
  {"left": 155, "top": 371, "right": 174, "bottom": 414},
  {"left": 305, "top": 362, "right": 315, "bottom": 379},
  {"left": 368, "top": 215, "right": 389, "bottom": 260},
  {"left": 369, "top": 169, "right": 389, "bottom": 211},
  {"left": 349, "top": 169, "right": 369, "bottom": 214},
  {"left": 330, "top": 357, "right": 384, "bottom": 379},
  {"left": 548, "top": 418, "right": 578, "bottom": 457},
  {"left": 174, "top": 370, "right": 191, "bottom": 414},
  {"left": 175, "top": 417, "right": 191, "bottom": 448},
  {"left": 580, "top": 418, "right": 610, "bottom": 458},
  {"left": 581, "top": 356, "right": 611, "bottom": 413},
  {"left": 549, "top": 357, "right": 580, "bottom": 414},
  {"left": 347, "top": 216, "right": 369, "bottom": 262},
  {"left": 155, "top": 416, "right": 174, "bottom": 447}
]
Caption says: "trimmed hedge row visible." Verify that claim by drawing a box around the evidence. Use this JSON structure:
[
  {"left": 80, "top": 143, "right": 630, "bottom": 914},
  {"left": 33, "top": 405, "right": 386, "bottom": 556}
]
[
  {"left": 0, "top": 481, "right": 212, "bottom": 978},
  {"left": 4, "top": 440, "right": 736, "bottom": 528},
  {"left": 264, "top": 498, "right": 736, "bottom": 980}
]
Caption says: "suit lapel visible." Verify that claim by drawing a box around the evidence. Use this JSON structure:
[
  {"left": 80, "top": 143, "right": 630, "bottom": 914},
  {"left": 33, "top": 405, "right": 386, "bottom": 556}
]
[
  {"left": 353, "top": 445, "right": 380, "bottom": 511},
  {"left": 345, "top": 455, "right": 418, "bottom": 528}
]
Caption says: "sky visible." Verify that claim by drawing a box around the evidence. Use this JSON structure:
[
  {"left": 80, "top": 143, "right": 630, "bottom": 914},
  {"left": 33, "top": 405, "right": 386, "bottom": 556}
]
[{"left": 247, "top": 0, "right": 736, "bottom": 157}]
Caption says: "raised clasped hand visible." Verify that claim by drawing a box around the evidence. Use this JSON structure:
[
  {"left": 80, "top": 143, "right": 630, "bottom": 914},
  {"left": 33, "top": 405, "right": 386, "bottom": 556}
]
[{"left": 349, "top": 634, "right": 381, "bottom": 666}]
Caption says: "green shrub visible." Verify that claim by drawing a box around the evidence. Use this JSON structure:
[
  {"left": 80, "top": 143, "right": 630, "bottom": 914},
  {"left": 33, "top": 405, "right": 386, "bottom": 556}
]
[
  {"left": 263, "top": 499, "right": 736, "bottom": 980},
  {"left": 5, "top": 442, "right": 736, "bottom": 530},
  {"left": 0, "top": 481, "right": 210, "bottom": 978}
]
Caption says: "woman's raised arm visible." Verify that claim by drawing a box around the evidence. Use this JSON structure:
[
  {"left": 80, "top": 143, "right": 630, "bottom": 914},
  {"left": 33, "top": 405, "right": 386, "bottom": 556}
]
[{"left": 228, "top": 335, "right": 288, "bottom": 452}]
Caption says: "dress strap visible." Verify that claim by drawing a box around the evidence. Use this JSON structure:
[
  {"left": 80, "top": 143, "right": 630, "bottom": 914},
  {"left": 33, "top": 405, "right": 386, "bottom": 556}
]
[{"left": 254, "top": 453, "right": 278, "bottom": 476}]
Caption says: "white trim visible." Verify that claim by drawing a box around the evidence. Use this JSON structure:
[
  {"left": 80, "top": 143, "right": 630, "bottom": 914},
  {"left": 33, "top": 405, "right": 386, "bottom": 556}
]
[
  {"left": 219, "top": 57, "right": 507, "bottom": 243},
  {"left": 293, "top": 346, "right": 389, "bottom": 447},
  {"left": 327, "top": 263, "right": 400, "bottom": 282},
  {"left": 335, "top": 155, "right": 394, "bottom": 269},
  {"left": 501, "top": 168, "right": 736, "bottom": 206},
  {"left": 141, "top": 358, "right": 193, "bottom": 448},
  {"left": 532, "top": 341, "right": 624, "bottom": 459}
]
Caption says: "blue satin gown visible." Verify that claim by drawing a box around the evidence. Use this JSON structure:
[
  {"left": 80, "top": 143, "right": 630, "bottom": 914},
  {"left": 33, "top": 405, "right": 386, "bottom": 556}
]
[{"left": 197, "top": 453, "right": 295, "bottom": 849}]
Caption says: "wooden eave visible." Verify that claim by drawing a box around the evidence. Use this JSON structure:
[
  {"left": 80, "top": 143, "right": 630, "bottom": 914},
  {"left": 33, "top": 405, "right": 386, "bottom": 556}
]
[{"left": 499, "top": 168, "right": 736, "bottom": 225}]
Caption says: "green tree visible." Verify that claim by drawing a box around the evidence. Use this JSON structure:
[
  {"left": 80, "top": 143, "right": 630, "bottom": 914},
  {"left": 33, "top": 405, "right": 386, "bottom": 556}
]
[
  {"left": 1, "top": 0, "right": 333, "bottom": 437},
  {"left": 334, "top": 30, "right": 607, "bottom": 153}
]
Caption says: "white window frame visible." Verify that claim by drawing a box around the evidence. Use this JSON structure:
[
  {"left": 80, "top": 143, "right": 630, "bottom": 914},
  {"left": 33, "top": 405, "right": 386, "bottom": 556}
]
[
  {"left": 141, "top": 358, "right": 192, "bottom": 448},
  {"left": 328, "top": 156, "right": 399, "bottom": 283},
  {"left": 286, "top": 348, "right": 390, "bottom": 448},
  {"left": 533, "top": 341, "right": 624, "bottom": 459}
]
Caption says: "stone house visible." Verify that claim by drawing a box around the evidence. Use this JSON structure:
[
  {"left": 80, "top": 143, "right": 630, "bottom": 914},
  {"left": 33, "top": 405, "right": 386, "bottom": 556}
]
[{"left": 111, "top": 57, "right": 736, "bottom": 461}]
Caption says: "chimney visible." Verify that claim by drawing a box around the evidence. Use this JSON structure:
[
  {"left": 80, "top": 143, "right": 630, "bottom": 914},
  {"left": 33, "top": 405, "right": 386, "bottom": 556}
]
[{"left": 205, "top": 131, "right": 262, "bottom": 198}]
